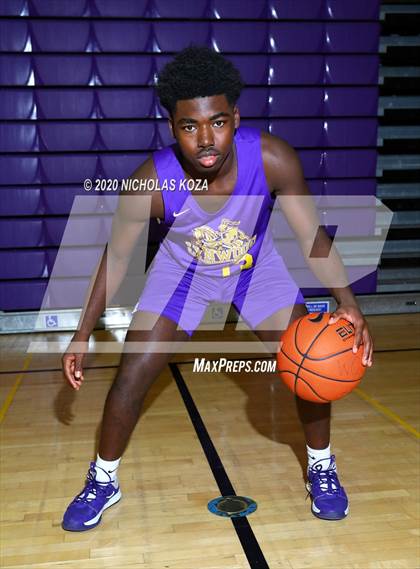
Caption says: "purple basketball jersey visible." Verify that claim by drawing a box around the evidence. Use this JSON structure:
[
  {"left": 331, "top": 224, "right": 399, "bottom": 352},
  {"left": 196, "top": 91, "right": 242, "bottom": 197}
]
[
  {"left": 153, "top": 127, "right": 276, "bottom": 277},
  {"left": 134, "top": 127, "right": 304, "bottom": 332}
]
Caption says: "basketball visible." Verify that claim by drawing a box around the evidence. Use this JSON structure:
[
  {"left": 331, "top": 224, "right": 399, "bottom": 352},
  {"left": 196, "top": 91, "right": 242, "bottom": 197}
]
[{"left": 277, "top": 312, "right": 366, "bottom": 403}]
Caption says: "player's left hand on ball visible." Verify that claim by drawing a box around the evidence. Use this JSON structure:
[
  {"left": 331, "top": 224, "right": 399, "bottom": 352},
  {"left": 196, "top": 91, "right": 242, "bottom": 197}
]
[{"left": 328, "top": 305, "right": 373, "bottom": 367}]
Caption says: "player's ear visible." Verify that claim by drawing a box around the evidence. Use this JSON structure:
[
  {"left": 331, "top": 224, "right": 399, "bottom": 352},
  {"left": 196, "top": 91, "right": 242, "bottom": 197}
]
[
  {"left": 168, "top": 117, "right": 175, "bottom": 138},
  {"left": 233, "top": 105, "right": 240, "bottom": 129}
]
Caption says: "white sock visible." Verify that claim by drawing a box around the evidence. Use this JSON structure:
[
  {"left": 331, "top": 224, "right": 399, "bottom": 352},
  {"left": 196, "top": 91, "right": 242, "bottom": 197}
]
[
  {"left": 94, "top": 454, "right": 121, "bottom": 485},
  {"left": 306, "top": 444, "right": 331, "bottom": 471}
]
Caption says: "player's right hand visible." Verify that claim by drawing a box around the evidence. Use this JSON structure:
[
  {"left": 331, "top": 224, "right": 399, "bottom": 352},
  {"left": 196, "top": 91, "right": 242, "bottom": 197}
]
[{"left": 62, "top": 333, "right": 89, "bottom": 390}]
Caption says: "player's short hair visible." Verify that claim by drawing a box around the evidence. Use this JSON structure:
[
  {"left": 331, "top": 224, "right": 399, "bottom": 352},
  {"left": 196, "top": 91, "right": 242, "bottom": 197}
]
[{"left": 156, "top": 46, "right": 244, "bottom": 115}]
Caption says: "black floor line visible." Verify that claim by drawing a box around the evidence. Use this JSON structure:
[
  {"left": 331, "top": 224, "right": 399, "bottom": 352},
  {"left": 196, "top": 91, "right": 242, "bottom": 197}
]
[
  {"left": 169, "top": 362, "right": 270, "bottom": 569},
  {"left": 0, "top": 346, "right": 418, "bottom": 377}
]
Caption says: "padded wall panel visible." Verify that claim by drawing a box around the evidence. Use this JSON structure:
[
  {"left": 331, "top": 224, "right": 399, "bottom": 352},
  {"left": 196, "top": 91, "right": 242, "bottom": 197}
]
[
  {"left": 0, "top": 250, "right": 48, "bottom": 279},
  {"left": 324, "top": 87, "right": 379, "bottom": 116},
  {"left": 325, "top": 23, "right": 380, "bottom": 53},
  {"left": 99, "top": 122, "right": 155, "bottom": 151},
  {"left": 269, "top": 55, "right": 324, "bottom": 85},
  {"left": 0, "top": 2, "right": 380, "bottom": 309},
  {"left": 0, "top": 20, "right": 29, "bottom": 51},
  {"left": 0, "top": 188, "right": 42, "bottom": 215},
  {"left": 93, "top": 0, "right": 148, "bottom": 17},
  {"left": 29, "top": 0, "right": 88, "bottom": 17},
  {"left": 0, "top": 281, "right": 48, "bottom": 311},
  {"left": 325, "top": 55, "right": 379, "bottom": 84},
  {"left": 271, "top": 118, "right": 378, "bottom": 148},
  {"left": 95, "top": 55, "right": 153, "bottom": 85},
  {"left": 268, "top": 87, "right": 324, "bottom": 117},
  {"left": 36, "top": 89, "right": 95, "bottom": 119},
  {"left": 43, "top": 186, "right": 97, "bottom": 214},
  {"left": 40, "top": 155, "right": 97, "bottom": 184},
  {"left": 0, "top": 219, "right": 44, "bottom": 248},
  {"left": 0, "top": 55, "right": 32, "bottom": 85},
  {"left": 270, "top": 23, "right": 323, "bottom": 53},
  {"left": 0, "top": 89, "right": 35, "bottom": 119},
  {"left": 211, "top": 0, "right": 267, "bottom": 19},
  {"left": 325, "top": 0, "right": 380, "bottom": 20},
  {"left": 38, "top": 123, "right": 97, "bottom": 151},
  {"left": 228, "top": 55, "right": 268, "bottom": 85},
  {"left": 93, "top": 21, "right": 151, "bottom": 52},
  {"left": 31, "top": 21, "right": 90, "bottom": 51},
  {"left": 213, "top": 22, "right": 268, "bottom": 52},
  {"left": 154, "top": 22, "right": 210, "bottom": 52},
  {"left": 0, "top": 156, "right": 39, "bottom": 184},
  {"left": 97, "top": 88, "right": 154, "bottom": 118},
  {"left": 0, "top": 124, "right": 38, "bottom": 152},
  {"left": 47, "top": 246, "right": 104, "bottom": 277},
  {"left": 0, "top": 0, "right": 27, "bottom": 16},
  {"left": 238, "top": 88, "right": 269, "bottom": 116},
  {"left": 34, "top": 55, "right": 93, "bottom": 85}
]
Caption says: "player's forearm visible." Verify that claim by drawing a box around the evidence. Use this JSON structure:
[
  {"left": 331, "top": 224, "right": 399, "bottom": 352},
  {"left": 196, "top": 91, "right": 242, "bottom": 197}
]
[{"left": 76, "top": 246, "right": 130, "bottom": 338}]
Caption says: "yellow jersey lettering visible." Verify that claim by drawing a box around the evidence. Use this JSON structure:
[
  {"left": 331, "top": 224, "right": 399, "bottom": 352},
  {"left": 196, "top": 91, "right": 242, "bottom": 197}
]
[{"left": 240, "top": 253, "right": 253, "bottom": 271}]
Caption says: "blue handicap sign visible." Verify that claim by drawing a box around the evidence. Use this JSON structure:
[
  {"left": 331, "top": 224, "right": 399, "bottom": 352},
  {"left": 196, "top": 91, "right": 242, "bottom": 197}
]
[{"left": 45, "top": 314, "right": 58, "bottom": 328}]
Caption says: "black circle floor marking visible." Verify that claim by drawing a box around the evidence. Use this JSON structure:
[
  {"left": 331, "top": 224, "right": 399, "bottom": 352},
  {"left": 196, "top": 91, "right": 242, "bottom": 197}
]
[
  {"left": 208, "top": 495, "right": 258, "bottom": 518},
  {"left": 169, "top": 363, "right": 269, "bottom": 569}
]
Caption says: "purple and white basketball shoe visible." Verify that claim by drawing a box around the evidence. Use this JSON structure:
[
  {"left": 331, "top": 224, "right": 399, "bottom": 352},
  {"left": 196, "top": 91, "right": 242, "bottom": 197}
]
[
  {"left": 306, "top": 455, "right": 349, "bottom": 520},
  {"left": 62, "top": 462, "right": 121, "bottom": 531}
]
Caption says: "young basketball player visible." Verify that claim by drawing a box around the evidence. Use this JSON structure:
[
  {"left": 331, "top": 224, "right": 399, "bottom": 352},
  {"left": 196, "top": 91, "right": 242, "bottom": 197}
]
[{"left": 61, "top": 47, "right": 373, "bottom": 531}]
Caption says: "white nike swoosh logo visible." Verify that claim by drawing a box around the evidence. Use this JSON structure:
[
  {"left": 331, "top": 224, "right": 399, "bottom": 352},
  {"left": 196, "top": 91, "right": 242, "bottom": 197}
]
[
  {"left": 173, "top": 209, "right": 190, "bottom": 218},
  {"left": 83, "top": 489, "right": 122, "bottom": 526}
]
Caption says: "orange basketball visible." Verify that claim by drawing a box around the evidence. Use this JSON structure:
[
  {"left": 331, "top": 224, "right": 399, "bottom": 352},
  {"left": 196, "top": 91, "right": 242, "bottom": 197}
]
[{"left": 277, "top": 312, "right": 366, "bottom": 403}]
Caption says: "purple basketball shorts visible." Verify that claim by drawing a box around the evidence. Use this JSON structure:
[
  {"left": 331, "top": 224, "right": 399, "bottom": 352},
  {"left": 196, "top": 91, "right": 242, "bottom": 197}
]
[{"left": 133, "top": 249, "right": 304, "bottom": 335}]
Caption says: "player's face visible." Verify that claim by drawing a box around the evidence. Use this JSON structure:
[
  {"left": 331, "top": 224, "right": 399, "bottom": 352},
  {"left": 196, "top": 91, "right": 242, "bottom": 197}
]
[{"left": 169, "top": 94, "right": 240, "bottom": 175}]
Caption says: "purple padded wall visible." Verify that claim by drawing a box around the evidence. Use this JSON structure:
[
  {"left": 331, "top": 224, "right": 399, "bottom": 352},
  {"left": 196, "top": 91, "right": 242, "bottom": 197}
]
[{"left": 0, "top": 0, "right": 380, "bottom": 310}]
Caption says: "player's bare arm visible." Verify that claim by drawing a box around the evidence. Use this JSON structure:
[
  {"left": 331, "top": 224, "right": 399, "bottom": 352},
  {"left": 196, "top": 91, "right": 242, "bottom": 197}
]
[
  {"left": 62, "top": 158, "right": 164, "bottom": 390},
  {"left": 261, "top": 132, "right": 373, "bottom": 366}
]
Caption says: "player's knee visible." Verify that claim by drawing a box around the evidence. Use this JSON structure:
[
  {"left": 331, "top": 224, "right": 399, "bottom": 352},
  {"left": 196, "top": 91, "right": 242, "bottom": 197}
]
[
  {"left": 107, "top": 377, "right": 146, "bottom": 419},
  {"left": 113, "top": 355, "right": 158, "bottom": 392}
]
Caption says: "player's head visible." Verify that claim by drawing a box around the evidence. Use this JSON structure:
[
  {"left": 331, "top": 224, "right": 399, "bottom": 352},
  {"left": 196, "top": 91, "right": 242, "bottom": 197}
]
[
  {"left": 156, "top": 46, "right": 243, "bottom": 116},
  {"left": 156, "top": 46, "right": 244, "bottom": 174}
]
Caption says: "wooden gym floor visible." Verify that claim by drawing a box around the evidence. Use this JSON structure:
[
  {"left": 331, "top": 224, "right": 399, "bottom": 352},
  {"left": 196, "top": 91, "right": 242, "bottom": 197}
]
[{"left": 0, "top": 313, "right": 419, "bottom": 568}]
